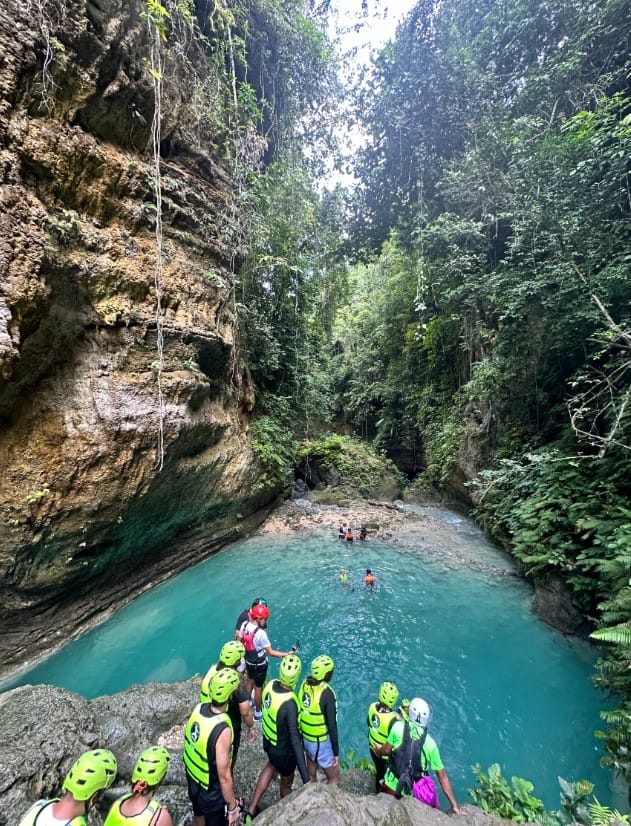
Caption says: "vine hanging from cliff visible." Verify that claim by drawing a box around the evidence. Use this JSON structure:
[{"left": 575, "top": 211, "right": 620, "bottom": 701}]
[{"left": 144, "top": 0, "right": 168, "bottom": 470}]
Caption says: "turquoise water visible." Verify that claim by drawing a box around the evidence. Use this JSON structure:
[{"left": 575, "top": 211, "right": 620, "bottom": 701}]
[{"left": 1, "top": 510, "right": 618, "bottom": 809}]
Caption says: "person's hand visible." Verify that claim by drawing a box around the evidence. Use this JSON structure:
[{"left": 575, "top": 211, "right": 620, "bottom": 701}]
[
  {"left": 227, "top": 799, "right": 242, "bottom": 824},
  {"left": 448, "top": 804, "right": 462, "bottom": 815}
]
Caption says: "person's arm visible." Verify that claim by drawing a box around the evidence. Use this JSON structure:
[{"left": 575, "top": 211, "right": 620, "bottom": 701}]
[
  {"left": 436, "top": 768, "right": 460, "bottom": 814},
  {"left": 283, "top": 701, "right": 310, "bottom": 783},
  {"left": 238, "top": 698, "right": 256, "bottom": 742},
  {"left": 263, "top": 644, "right": 291, "bottom": 658},
  {"left": 215, "top": 727, "right": 240, "bottom": 825},
  {"left": 322, "top": 688, "right": 339, "bottom": 758},
  {"left": 376, "top": 741, "right": 392, "bottom": 757}
]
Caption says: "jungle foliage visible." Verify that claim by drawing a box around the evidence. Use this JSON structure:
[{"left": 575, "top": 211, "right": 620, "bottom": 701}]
[
  {"left": 320, "top": 0, "right": 631, "bottom": 788},
  {"left": 162, "top": 0, "right": 631, "bottom": 788}
]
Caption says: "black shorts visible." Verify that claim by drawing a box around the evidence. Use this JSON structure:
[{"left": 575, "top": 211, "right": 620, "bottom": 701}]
[
  {"left": 265, "top": 743, "right": 298, "bottom": 777},
  {"left": 186, "top": 776, "right": 226, "bottom": 825},
  {"left": 246, "top": 660, "right": 268, "bottom": 687}
]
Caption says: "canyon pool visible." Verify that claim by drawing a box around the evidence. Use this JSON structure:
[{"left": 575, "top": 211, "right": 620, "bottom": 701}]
[{"left": 1, "top": 504, "right": 620, "bottom": 809}]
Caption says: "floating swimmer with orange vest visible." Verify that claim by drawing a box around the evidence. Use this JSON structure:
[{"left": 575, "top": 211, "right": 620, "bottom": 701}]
[{"left": 364, "top": 569, "right": 376, "bottom": 588}]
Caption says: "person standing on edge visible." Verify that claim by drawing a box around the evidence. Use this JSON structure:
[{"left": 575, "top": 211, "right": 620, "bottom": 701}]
[
  {"left": 18, "top": 749, "right": 118, "bottom": 826},
  {"left": 200, "top": 640, "right": 256, "bottom": 766},
  {"left": 104, "top": 746, "right": 173, "bottom": 826},
  {"left": 183, "top": 668, "right": 242, "bottom": 826},
  {"left": 298, "top": 655, "right": 339, "bottom": 786},
  {"left": 367, "top": 681, "right": 400, "bottom": 792},
  {"left": 240, "top": 603, "right": 295, "bottom": 721},
  {"left": 234, "top": 598, "right": 267, "bottom": 640},
  {"left": 245, "top": 654, "right": 310, "bottom": 823},
  {"left": 377, "top": 696, "right": 461, "bottom": 813}
]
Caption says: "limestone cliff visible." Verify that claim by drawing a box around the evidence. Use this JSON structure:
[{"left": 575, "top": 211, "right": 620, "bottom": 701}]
[{"left": 0, "top": 0, "right": 277, "bottom": 676}]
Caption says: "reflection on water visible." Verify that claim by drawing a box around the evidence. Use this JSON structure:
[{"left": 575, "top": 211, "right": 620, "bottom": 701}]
[{"left": 1, "top": 507, "right": 619, "bottom": 809}]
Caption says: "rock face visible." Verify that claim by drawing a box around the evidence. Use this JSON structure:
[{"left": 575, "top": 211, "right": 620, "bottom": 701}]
[
  {"left": 0, "top": 681, "right": 519, "bottom": 826},
  {"left": 0, "top": 0, "right": 277, "bottom": 677}
]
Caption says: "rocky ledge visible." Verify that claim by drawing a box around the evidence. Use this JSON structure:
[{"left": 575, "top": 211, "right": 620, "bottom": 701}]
[{"left": 0, "top": 680, "right": 517, "bottom": 826}]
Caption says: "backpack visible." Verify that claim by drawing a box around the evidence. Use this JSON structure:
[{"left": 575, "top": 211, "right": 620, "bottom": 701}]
[{"left": 394, "top": 722, "right": 428, "bottom": 796}]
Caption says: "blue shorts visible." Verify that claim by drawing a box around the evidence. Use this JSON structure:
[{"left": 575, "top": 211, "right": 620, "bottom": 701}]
[{"left": 303, "top": 736, "right": 336, "bottom": 769}]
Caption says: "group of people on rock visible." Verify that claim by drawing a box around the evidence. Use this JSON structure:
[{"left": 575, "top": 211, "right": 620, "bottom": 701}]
[
  {"left": 18, "top": 595, "right": 460, "bottom": 826},
  {"left": 337, "top": 523, "right": 368, "bottom": 542}
]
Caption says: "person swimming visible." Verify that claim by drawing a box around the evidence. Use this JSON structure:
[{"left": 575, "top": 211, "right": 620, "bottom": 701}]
[
  {"left": 339, "top": 570, "right": 353, "bottom": 590},
  {"left": 364, "top": 569, "right": 375, "bottom": 588}
]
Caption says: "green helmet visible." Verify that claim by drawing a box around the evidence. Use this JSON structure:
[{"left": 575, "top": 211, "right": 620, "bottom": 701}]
[
  {"left": 209, "top": 667, "right": 240, "bottom": 704},
  {"left": 219, "top": 640, "right": 245, "bottom": 667},
  {"left": 131, "top": 746, "right": 170, "bottom": 786},
  {"left": 279, "top": 654, "right": 302, "bottom": 688},
  {"left": 62, "top": 749, "right": 117, "bottom": 800},
  {"left": 378, "top": 681, "right": 399, "bottom": 709},
  {"left": 310, "top": 655, "right": 334, "bottom": 682}
]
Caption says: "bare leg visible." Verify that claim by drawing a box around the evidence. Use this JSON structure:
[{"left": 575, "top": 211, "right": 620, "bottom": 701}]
[
  {"left": 279, "top": 771, "right": 295, "bottom": 798},
  {"left": 306, "top": 755, "right": 318, "bottom": 783},
  {"left": 192, "top": 817, "right": 205, "bottom": 826},
  {"left": 323, "top": 761, "right": 340, "bottom": 786},
  {"left": 254, "top": 685, "right": 263, "bottom": 713},
  {"left": 249, "top": 761, "right": 276, "bottom": 814}
]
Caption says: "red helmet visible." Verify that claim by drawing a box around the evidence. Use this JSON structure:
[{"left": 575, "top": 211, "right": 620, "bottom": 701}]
[{"left": 251, "top": 604, "right": 270, "bottom": 620}]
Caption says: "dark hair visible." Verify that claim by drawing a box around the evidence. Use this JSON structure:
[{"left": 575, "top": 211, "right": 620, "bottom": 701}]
[{"left": 252, "top": 597, "right": 268, "bottom": 607}]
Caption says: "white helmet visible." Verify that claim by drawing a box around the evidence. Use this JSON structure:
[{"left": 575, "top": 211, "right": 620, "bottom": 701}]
[{"left": 408, "top": 697, "right": 431, "bottom": 727}]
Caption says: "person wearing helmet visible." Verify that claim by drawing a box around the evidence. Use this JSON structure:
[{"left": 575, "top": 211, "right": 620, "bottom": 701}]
[
  {"left": 238, "top": 603, "right": 295, "bottom": 722},
  {"left": 298, "top": 655, "right": 339, "bottom": 786},
  {"left": 18, "top": 748, "right": 117, "bottom": 826},
  {"left": 104, "top": 746, "right": 172, "bottom": 826},
  {"left": 234, "top": 598, "right": 267, "bottom": 640},
  {"left": 199, "top": 640, "right": 256, "bottom": 766},
  {"left": 376, "top": 696, "right": 460, "bottom": 813},
  {"left": 244, "top": 654, "right": 310, "bottom": 822},
  {"left": 366, "top": 681, "right": 400, "bottom": 792},
  {"left": 183, "top": 668, "right": 243, "bottom": 826}
]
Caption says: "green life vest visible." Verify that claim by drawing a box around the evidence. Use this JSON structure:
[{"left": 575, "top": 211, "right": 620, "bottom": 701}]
[
  {"left": 366, "top": 702, "right": 397, "bottom": 752},
  {"left": 298, "top": 680, "right": 335, "bottom": 742},
  {"left": 18, "top": 799, "right": 86, "bottom": 826},
  {"left": 261, "top": 680, "right": 299, "bottom": 746},
  {"left": 183, "top": 704, "right": 233, "bottom": 790},
  {"left": 199, "top": 664, "right": 218, "bottom": 704},
  {"left": 103, "top": 795, "right": 161, "bottom": 826}
]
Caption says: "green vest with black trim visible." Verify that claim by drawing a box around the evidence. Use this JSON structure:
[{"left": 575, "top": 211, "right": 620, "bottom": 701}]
[
  {"left": 261, "top": 680, "right": 299, "bottom": 746},
  {"left": 18, "top": 800, "right": 85, "bottom": 826},
  {"left": 199, "top": 663, "right": 218, "bottom": 704},
  {"left": 183, "top": 703, "right": 233, "bottom": 790},
  {"left": 367, "top": 702, "right": 398, "bottom": 752},
  {"left": 103, "top": 795, "right": 161, "bottom": 826},
  {"left": 298, "top": 680, "right": 335, "bottom": 742}
]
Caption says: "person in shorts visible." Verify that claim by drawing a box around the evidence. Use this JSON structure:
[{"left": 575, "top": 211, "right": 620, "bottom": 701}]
[
  {"left": 239, "top": 604, "right": 295, "bottom": 721},
  {"left": 183, "top": 668, "right": 242, "bottom": 826},
  {"left": 244, "top": 654, "right": 309, "bottom": 821},
  {"left": 298, "top": 655, "right": 339, "bottom": 785}
]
